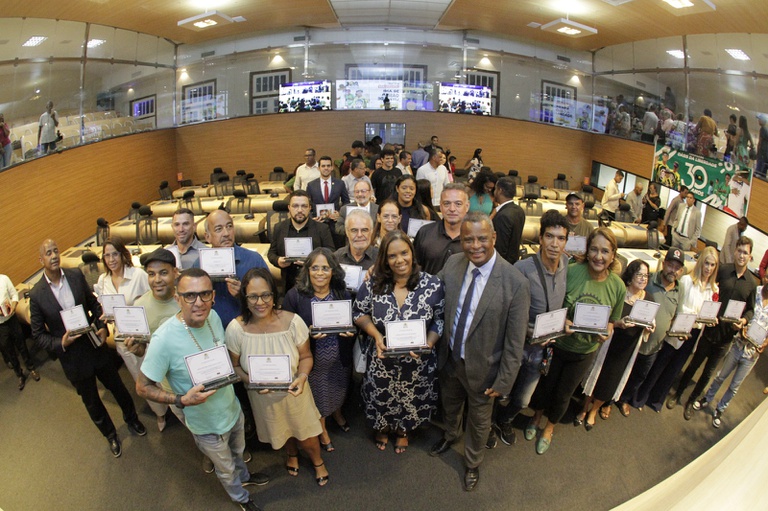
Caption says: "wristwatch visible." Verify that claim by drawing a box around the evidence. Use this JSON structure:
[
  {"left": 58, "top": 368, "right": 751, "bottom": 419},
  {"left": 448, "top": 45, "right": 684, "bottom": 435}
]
[{"left": 174, "top": 394, "right": 185, "bottom": 409}]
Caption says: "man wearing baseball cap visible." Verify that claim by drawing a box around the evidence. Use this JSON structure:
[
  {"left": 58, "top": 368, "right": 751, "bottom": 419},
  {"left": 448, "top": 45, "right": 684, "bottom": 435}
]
[{"left": 617, "top": 248, "right": 683, "bottom": 416}]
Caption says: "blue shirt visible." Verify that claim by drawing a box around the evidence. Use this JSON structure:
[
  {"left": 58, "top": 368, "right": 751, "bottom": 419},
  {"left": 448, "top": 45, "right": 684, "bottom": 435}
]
[
  {"left": 209, "top": 245, "right": 268, "bottom": 330},
  {"left": 141, "top": 310, "right": 241, "bottom": 435}
]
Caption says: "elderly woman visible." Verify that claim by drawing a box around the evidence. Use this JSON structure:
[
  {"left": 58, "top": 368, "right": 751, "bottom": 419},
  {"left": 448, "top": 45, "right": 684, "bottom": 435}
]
[
  {"left": 94, "top": 236, "right": 168, "bottom": 430},
  {"left": 650, "top": 246, "right": 719, "bottom": 411},
  {"left": 226, "top": 268, "right": 328, "bottom": 486},
  {"left": 393, "top": 174, "right": 432, "bottom": 234},
  {"left": 468, "top": 169, "right": 497, "bottom": 215},
  {"left": 528, "top": 228, "right": 626, "bottom": 453},
  {"left": 353, "top": 231, "right": 444, "bottom": 454},
  {"left": 374, "top": 200, "right": 402, "bottom": 248},
  {"left": 283, "top": 248, "right": 354, "bottom": 451},
  {"left": 577, "top": 260, "right": 654, "bottom": 427}
]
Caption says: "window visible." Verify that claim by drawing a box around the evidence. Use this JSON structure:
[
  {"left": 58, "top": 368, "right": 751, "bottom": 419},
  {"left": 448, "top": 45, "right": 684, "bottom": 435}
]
[
  {"left": 345, "top": 64, "right": 427, "bottom": 82},
  {"left": 466, "top": 69, "right": 500, "bottom": 115},
  {"left": 250, "top": 69, "right": 291, "bottom": 115},
  {"left": 182, "top": 79, "right": 216, "bottom": 124}
]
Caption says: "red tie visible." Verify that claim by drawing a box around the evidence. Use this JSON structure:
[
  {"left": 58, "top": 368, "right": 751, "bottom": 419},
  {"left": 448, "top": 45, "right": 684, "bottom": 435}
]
[{"left": 324, "top": 180, "right": 329, "bottom": 203}]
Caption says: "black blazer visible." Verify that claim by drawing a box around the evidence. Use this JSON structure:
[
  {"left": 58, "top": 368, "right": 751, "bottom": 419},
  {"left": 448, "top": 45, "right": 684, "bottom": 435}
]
[
  {"left": 306, "top": 177, "right": 350, "bottom": 215},
  {"left": 30, "top": 268, "right": 107, "bottom": 382},
  {"left": 493, "top": 201, "right": 526, "bottom": 265}
]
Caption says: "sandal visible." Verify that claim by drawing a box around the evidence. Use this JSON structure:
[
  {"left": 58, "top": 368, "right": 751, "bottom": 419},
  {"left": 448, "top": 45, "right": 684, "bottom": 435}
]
[
  {"left": 285, "top": 454, "right": 299, "bottom": 477},
  {"left": 573, "top": 412, "right": 585, "bottom": 427},
  {"left": 375, "top": 432, "right": 388, "bottom": 451},
  {"left": 599, "top": 406, "right": 611, "bottom": 420},
  {"left": 313, "top": 462, "right": 329, "bottom": 487},
  {"left": 394, "top": 431, "right": 408, "bottom": 454},
  {"left": 333, "top": 416, "right": 351, "bottom": 433}
]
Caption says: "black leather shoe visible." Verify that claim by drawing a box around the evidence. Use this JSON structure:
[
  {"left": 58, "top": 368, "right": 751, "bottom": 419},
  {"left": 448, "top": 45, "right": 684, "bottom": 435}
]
[
  {"left": 464, "top": 467, "right": 479, "bottom": 491},
  {"left": 126, "top": 419, "right": 147, "bottom": 436},
  {"left": 29, "top": 370, "right": 41, "bottom": 382},
  {"left": 18, "top": 374, "right": 27, "bottom": 391},
  {"left": 108, "top": 435, "right": 122, "bottom": 458},
  {"left": 683, "top": 401, "right": 694, "bottom": 421},
  {"left": 429, "top": 438, "right": 453, "bottom": 457},
  {"left": 485, "top": 427, "right": 498, "bottom": 449}
]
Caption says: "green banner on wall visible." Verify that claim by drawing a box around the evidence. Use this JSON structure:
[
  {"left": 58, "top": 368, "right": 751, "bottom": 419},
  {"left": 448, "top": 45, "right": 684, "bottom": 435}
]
[{"left": 651, "top": 142, "right": 752, "bottom": 218}]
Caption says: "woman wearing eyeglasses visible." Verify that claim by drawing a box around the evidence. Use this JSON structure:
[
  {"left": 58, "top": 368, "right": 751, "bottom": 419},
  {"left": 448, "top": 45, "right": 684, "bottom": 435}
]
[
  {"left": 373, "top": 199, "right": 402, "bottom": 248},
  {"left": 353, "top": 231, "right": 444, "bottom": 454},
  {"left": 283, "top": 248, "right": 354, "bottom": 452},
  {"left": 225, "top": 267, "right": 328, "bottom": 486}
]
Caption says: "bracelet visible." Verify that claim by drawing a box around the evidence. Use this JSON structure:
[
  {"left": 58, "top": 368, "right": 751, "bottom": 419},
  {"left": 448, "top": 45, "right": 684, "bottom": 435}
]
[{"left": 174, "top": 394, "right": 185, "bottom": 409}]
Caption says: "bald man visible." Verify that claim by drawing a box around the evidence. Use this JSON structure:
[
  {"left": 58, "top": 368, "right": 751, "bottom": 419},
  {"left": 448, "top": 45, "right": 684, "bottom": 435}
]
[
  {"left": 202, "top": 210, "right": 268, "bottom": 330},
  {"left": 29, "top": 239, "right": 144, "bottom": 457}
]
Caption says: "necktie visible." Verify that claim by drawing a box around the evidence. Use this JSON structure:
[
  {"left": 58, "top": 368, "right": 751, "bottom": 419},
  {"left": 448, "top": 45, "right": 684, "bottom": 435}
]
[
  {"left": 679, "top": 207, "right": 690, "bottom": 237},
  {"left": 453, "top": 268, "right": 481, "bottom": 362},
  {"left": 324, "top": 180, "right": 330, "bottom": 203}
]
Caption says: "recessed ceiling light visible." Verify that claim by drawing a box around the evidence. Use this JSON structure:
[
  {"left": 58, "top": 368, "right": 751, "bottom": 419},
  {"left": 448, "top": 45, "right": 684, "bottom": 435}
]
[
  {"left": 87, "top": 39, "right": 106, "bottom": 48},
  {"left": 725, "top": 48, "right": 750, "bottom": 61},
  {"left": 663, "top": 0, "right": 694, "bottom": 8},
  {"left": 541, "top": 18, "right": 597, "bottom": 38},
  {"left": 193, "top": 19, "right": 218, "bottom": 28},
  {"left": 22, "top": 36, "right": 47, "bottom": 47},
  {"left": 667, "top": 50, "right": 685, "bottom": 59},
  {"left": 178, "top": 11, "right": 234, "bottom": 31}
]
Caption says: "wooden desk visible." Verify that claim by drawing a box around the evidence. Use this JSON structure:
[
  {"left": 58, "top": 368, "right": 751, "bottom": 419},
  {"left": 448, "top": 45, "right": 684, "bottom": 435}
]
[
  {"left": 515, "top": 186, "right": 573, "bottom": 201},
  {"left": 520, "top": 217, "right": 650, "bottom": 248},
  {"left": 172, "top": 185, "right": 216, "bottom": 198},
  {"left": 259, "top": 181, "right": 289, "bottom": 193},
  {"left": 148, "top": 193, "right": 288, "bottom": 217},
  {"left": 107, "top": 214, "right": 266, "bottom": 244}
]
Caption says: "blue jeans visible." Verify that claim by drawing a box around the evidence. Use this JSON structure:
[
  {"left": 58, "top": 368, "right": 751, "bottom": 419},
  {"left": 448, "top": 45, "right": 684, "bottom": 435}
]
[
  {"left": 704, "top": 341, "right": 759, "bottom": 413},
  {"left": 498, "top": 344, "right": 544, "bottom": 423},
  {"left": 192, "top": 411, "right": 250, "bottom": 504}
]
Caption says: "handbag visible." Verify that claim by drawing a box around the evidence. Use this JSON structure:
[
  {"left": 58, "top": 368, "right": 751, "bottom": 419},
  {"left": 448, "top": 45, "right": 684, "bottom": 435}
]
[{"left": 353, "top": 336, "right": 367, "bottom": 374}]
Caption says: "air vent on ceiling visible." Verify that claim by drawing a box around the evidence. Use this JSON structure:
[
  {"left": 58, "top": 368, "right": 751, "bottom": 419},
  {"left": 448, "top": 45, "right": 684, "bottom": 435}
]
[
  {"left": 131, "top": 70, "right": 143, "bottom": 78},
  {"left": 557, "top": 55, "right": 572, "bottom": 63},
  {"left": 294, "top": 35, "right": 306, "bottom": 42},
  {"left": 465, "top": 37, "right": 480, "bottom": 44},
  {"left": 201, "top": 50, "right": 215, "bottom": 58},
  {"left": 636, "top": 80, "right": 646, "bottom": 88}
]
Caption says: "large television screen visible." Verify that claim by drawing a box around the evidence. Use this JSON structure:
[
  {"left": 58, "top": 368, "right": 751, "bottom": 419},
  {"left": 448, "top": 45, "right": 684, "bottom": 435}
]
[
  {"left": 335, "top": 80, "right": 402, "bottom": 110},
  {"left": 438, "top": 83, "right": 491, "bottom": 115},
  {"left": 278, "top": 81, "right": 331, "bottom": 112},
  {"left": 402, "top": 82, "right": 434, "bottom": 111}
]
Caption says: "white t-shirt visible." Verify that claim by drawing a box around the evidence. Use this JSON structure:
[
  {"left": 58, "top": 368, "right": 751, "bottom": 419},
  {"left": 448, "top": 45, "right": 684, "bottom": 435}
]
[
  {"left": 294, "top": 163, "right": 320, "bottom": 191},
  {"left": 39, "top": 110, "right": 58, "bottom": 144},
  {"left": 416, "top": 162, "right": 449, "bottom": 206}
]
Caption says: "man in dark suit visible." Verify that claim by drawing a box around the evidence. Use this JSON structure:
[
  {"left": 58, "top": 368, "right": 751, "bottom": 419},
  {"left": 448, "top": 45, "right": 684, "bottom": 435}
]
[
  {"left": 492, "top": 176, "right": 526, "bottom": 264},
  {"left": 30, "top": 239, "right": 145, "bottom": 458},
  {"left": 429, "top": 212, "right": 529, "bottom": 491},
  {"left": 307, "top": 155, "right": 350, "bottom": 247}
]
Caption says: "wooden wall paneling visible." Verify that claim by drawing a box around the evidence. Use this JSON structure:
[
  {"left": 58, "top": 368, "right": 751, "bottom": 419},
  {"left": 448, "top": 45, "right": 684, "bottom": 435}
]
[
  {"left": 0, "top": 130, "right": 177, "bottom": 284},
  {"left": 174, "top": 111, "right": 596, "bottom": 190},
  {"left": 590, "top": 135, "right": 655, "bottom": 180}
]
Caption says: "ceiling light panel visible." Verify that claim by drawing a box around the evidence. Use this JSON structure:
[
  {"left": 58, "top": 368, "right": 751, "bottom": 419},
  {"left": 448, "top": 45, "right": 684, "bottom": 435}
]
[
  {"left": 541, "top": 18, "right": 597, "bottom": 38},
  {"left": 330, "top": 0, "right": 453, "bottom": 28},
  {"left": 725, "top": 48, "right": 750, "bottom": 61},
  {"left": 659, "top": 0, "right": 716, "bottom": 16},
  {"left": 666, "top": 50, "right": 685, "bottom": 58},
  {"left": 22, "top": 36, "right": 47, "bottom": 47},
  {"left": 178, "top": 11, "right": 234, "bottom": 31}
]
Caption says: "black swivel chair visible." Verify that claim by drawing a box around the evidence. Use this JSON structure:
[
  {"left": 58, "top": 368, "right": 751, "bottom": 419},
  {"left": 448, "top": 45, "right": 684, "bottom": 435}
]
[
  {"left": 647, "top": 221, "right": 661, "bottom": 250},
  {"left": 136, "top": 206, "right": 159, "bottom": 245},
  {"left": 507, "top": 170, "right": 522, "bottom": 186},
  {"left": 581, "top": 185, "right": 596, "bottom": 205},
  {"left": 128, "top": 202, "right": 142, "bottom": 222},
  {"left": 210, "top": 167, "right": 229, "bottom": 184},
  {"left": 245, "top": 173, "right": 261, "bottom": 195},
  {"left": 269, "top": 166, "right": 287, "bottom": 182},
  {"left": 615, "top": 202, "right": 634, "bottom": 223},
  {"left": 553, "top": 173, "right": 569, "bottom": 190},
  {"left": 227, "top": 189, "right": 252, "bottom": 215},
  {"left": 266, "top": 200, "right": 289, "bottom": 242},
  {"left": 79, "top": 251, "right": 104, "bottom": 292},
  {"left": 521, "top": 176, "right": 543, "bottom": 217},
  {"left": 158, "top": 180, "right": 172, "bottom": 200},
  {"left": 180, "top": 190, "right": 203, "bottom": 215},
  {"left": 95, "top": 217, "right": 110, "bottom": 247},
  {"left": 214, "top": 177, "right": 234, "bottom": 198},
  {"left": 583, "top": 201, "right": 598, "bottom": 220}
]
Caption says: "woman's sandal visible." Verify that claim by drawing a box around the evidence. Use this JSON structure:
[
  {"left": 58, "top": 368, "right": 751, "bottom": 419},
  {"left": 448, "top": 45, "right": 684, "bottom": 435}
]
[
  {"left": 313, "top": 462, "right": 329, "bottom": 487},
  {"left": 285, "top": 454, "right": 299, "bottom": 477},
  {"left": 394, "top": 431, "right": 408, "bottom": 454},
  {"left": 599, "top": 405, "right": 611, "bottom": 420},
  {"left": 319, "top": 440, "right": 335, "bottom": 452},
  {"left": 375, "top": 432, "right": 388, "bottom": 451}
]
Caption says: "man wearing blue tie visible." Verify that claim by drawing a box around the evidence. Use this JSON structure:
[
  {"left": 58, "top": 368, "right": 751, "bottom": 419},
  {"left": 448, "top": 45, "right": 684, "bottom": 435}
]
[{"left": 429, "top": 212, "right": 529, "bottom": 491}]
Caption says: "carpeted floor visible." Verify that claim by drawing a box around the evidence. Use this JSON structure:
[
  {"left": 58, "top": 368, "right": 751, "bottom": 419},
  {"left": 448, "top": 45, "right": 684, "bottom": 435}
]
[{"left": 2, "top": 344, "right": 767, "bottom": 511}]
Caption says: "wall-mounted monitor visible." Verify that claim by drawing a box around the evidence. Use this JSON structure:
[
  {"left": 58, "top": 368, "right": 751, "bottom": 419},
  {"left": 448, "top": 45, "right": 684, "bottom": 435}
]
[
  {"left": 437, "top": 83, "right": 491, "bottom": 115},
  {"left": 278, "top": 80, "right": 331, "bottom": 112},
  {"left": 336, "top": 80, "right": 402, "bottom": 110},
  {"left": 402, "top": 82, "right": 434, "bottom": 111}
]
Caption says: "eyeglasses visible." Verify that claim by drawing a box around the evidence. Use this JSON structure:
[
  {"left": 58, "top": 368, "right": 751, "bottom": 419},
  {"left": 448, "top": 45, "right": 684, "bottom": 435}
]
[
  {"left": 309, "top": 266, "right": 332, "bottom": 273},
  {"left": 246, "top": 292, "right": 274, "bottom": 304},
  {"left": 178, "top": 290, "right": 214, "bottom": 304},
  {"left": 635, "top": 274, "right": 649, "bottom": 280}
]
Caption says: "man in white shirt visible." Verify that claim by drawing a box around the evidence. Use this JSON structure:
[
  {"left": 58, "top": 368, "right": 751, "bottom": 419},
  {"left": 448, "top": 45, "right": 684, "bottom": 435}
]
[
  {"left": 641, "top": 104, "right": 659, "bottom": 143},
  {"left": 294, "top": 148, "right": 320, "bottom": 191},
  {"left": 342, "top": 158, "right": 373, "bottom": 198},
  {"left": 37, "top": 100, "right": 59, "bottom": 153},
  {"left": 0, "top": 273, "right": 40, "bottom": 389},
  {"left": 601, "top": 170, "right": 625, "bottom": 220},
  {"left": 725, "top": 173, "right": 750, "bottom": 218},
  {"left": 397, "top": 151, "right": 413, "bottom": 175},
  {"left": 626, "top": 183, "right": 644, "bottom": 223},
  {"left": 416, "top": 149, "right": 450, "bottom": 208}
]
